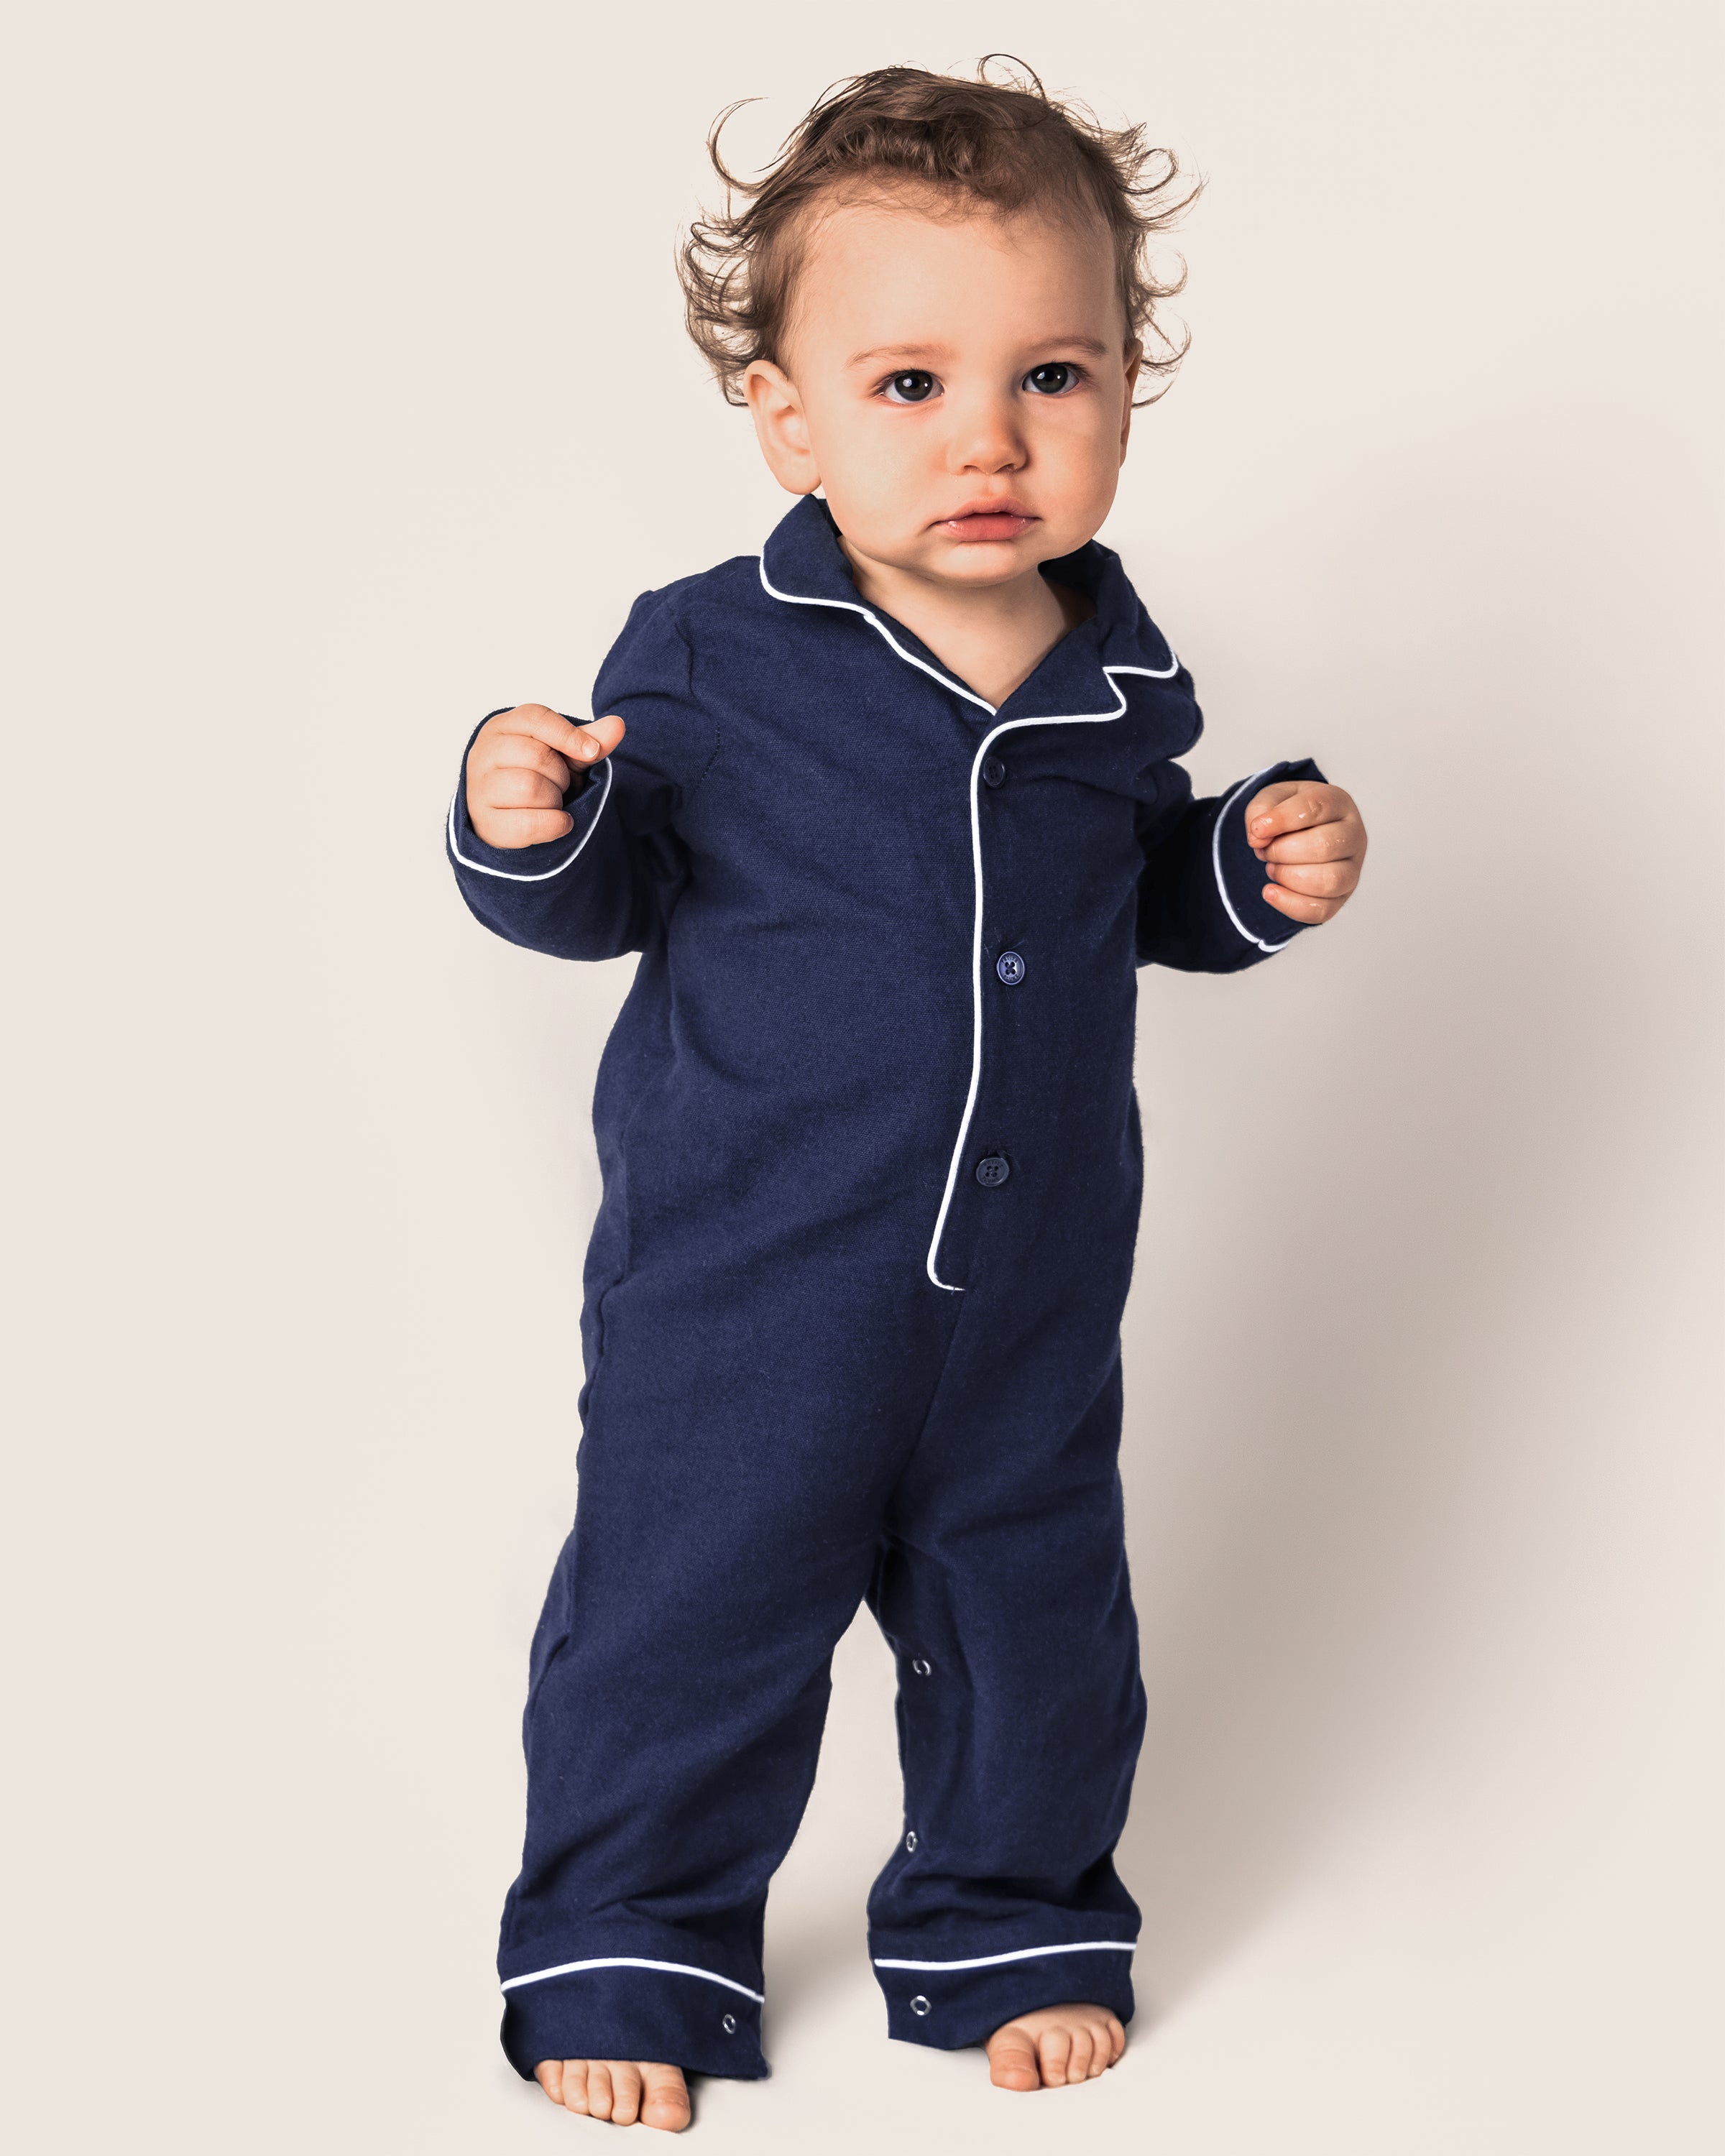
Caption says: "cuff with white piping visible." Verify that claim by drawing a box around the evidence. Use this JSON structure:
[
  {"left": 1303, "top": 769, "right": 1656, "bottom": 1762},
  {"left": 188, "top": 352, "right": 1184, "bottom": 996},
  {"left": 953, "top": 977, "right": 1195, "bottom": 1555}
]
[
  {"left": 446, "top": 708, "right": 612, "bottom": 884},
  {"left": 870, "top": 1934, "right": 1138, "bottom": 2053},
  {"left": 499, "top": 1948, "right": 769, "bottom": 2082},
  {"left": 1213, "top": 755, "right": 1327, "bottom": 954}
]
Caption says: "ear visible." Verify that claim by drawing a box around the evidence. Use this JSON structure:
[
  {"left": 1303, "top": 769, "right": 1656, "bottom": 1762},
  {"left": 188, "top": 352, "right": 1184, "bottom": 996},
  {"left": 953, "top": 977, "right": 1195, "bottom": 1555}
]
[
  {"left": 1118, "top": 341, "right": 1144, "bottom": 462},
  {"left": 744, "top": 359, "right": 821, "bottom": 495}
]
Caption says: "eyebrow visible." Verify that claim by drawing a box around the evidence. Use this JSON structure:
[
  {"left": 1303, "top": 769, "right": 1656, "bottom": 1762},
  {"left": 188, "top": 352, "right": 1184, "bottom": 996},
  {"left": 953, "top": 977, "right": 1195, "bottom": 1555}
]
[
  {"left": 845, "top": 342, "right": 951, "bottom": 368},
  {"left": 845, "top": 334, "right": 1113, "bottom": 369}
]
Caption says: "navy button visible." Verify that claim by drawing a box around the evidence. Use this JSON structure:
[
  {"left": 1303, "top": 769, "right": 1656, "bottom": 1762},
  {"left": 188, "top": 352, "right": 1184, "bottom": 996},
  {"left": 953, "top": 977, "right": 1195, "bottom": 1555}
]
[
  {"left": 975, "top": 1154, "right": 1010, "bottom": 1188},
  {"left": 981, "top": 756, "right": 1006, "bottom": 788},
  {"left": 995, "top": 950, "right": 1025, "bottom": 985}
]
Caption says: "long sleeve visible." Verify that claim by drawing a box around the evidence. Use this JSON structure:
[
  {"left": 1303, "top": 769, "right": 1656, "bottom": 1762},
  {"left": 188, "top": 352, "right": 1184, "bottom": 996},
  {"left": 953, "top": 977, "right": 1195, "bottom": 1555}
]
[
  {"left": 1135, "top": 755, "right": 1327, "bottom": 973},
  {"left": 446, "top": 589, "right": 722, "bottom": 962}
]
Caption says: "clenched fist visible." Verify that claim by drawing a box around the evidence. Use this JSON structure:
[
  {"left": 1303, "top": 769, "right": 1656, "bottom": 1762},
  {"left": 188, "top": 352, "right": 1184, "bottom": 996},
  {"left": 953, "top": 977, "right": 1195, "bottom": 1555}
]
[
  {"left": 465, "top": 704, "right": 627, "bottom": 849},
  {"left": 1245, "top": 780, "right": 1368, "bottom": 925}
]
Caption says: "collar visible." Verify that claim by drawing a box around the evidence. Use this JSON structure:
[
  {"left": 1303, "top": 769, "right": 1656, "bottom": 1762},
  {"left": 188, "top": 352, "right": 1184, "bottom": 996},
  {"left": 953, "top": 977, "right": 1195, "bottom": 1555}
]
[{"left": 757, "top": 493, "right": 1178, "bottom": 719}]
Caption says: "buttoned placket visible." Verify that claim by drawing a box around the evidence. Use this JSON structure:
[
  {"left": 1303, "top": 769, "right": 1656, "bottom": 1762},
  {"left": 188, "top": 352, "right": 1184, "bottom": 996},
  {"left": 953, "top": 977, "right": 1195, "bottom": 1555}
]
[{"left": 756, "top": 520, "right": 1179, "bottom": 1295}]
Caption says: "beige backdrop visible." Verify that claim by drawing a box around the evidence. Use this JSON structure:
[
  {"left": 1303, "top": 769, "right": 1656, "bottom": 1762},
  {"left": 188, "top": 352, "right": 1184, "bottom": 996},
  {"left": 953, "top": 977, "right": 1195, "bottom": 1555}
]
[{"left": 6, "top": 3, "right": 1720, "bottom": 2150}]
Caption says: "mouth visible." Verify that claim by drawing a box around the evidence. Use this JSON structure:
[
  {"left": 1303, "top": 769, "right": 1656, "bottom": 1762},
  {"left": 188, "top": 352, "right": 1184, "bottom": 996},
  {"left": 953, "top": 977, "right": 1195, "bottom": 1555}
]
[{"left": 932, "top": 500, "right": 1039, "bottom": 543}]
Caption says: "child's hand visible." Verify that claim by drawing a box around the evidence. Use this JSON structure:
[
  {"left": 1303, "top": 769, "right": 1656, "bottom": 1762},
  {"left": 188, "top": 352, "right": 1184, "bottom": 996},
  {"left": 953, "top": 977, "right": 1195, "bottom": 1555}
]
[
  {"left": 1245, "top": 781, "right": 1368, "bottom": 925},
  {"left": 465, "top": 705, "right": 626, "bottom": 849}
]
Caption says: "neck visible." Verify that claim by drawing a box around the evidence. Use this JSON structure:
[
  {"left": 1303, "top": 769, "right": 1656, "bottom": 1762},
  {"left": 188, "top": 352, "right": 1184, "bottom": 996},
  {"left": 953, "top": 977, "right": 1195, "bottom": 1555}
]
[{"left": 838, "top": 539, "right": 1088, "bottom": 709}]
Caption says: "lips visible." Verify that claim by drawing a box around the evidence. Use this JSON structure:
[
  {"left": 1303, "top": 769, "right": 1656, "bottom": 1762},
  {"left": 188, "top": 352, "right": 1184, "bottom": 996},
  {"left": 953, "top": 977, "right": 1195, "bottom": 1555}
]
[{"left": 934, "top": 502, "right": 1039, "bottom": 543}]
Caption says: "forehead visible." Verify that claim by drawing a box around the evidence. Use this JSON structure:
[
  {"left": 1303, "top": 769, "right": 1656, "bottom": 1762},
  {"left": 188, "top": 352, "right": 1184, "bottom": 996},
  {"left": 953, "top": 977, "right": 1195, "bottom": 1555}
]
[{"left": 786, "top": 188, "right": 1122, "bottom": 358}]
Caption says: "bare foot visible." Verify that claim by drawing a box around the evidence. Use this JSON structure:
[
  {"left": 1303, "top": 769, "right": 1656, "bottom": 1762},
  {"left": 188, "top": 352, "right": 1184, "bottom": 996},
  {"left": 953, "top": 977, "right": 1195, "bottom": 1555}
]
[
  {"left": 535, "top": 2058, "right": 691, "bottom": 2131},
  {"left": 985, "top": 2002, "right": 1126, "bottom": 2090}
]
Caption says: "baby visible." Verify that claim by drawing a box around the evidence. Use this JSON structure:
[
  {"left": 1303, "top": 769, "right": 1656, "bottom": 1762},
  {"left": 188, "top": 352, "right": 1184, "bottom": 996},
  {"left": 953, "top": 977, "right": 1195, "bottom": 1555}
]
[{"left": 449, "top": 60, "right": 1366, "bottom": 2132}]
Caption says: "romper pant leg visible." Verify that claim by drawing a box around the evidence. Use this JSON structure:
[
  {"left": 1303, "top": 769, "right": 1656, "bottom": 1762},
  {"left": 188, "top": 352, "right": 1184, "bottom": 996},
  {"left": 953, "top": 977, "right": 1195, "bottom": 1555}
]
[
  {"left": 864, "top": 1332, "right": 1146, "bottom": 2050},
  {"left": 497, "top": 1256, "right": 957, "bottom": 2081}
]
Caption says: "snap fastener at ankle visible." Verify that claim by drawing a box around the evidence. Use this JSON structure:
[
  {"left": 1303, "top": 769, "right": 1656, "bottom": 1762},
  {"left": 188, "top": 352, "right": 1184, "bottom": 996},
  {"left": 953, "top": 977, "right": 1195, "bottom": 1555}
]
[
  {"left": 721, "top": 2012, "right": 737, "bottom": 2034},
  {"left": 911, "top": 1994, "right": 931, "bottom": 2016},
  {"left": 905, "top": 1830, "right": 918, "bottom": 1852},
  {"left": 911, "top": 1657, "right": 932, "bottom": 1676}
]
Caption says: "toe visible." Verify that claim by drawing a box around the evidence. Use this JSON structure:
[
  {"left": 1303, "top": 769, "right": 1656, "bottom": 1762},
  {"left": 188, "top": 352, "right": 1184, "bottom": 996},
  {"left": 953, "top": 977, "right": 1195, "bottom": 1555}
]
[
  {"left": 561, "top": 2061, "right": 592, "bottom": 2116},
  {"left": 987, "top": 2027, "right": 1042, "bottom": 2091},
  {"left": 586, "top": 2062, "right": 614, "bottom": 2120},
  {"left": 1106, "top": 2014, "right": 1127, "bottom": 2066},
  {"left": 1087, "top": 2009, "right": 1121, "bottom": 2078},
  {"left": 1037, "top": 2026, "right": 1072, "bottom": 2088},
  {"left": 610, "top": 2063, "right": 644, "bottom": 2126},
  {"left": 535, "top": 2061, "right": 564, "bottom": 2105},
  {"left": 1064, "top": 2026, "right": 1094, "bottom": 2085},
  {"left": 640, "top": 2063, "right": 692, "bottom": 2132}
]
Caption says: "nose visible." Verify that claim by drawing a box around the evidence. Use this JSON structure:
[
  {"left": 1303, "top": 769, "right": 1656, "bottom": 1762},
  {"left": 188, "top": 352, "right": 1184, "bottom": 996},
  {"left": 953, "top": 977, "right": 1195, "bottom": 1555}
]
[{"left": 943, "top": 387, "right": 1026, "bottom": 476}]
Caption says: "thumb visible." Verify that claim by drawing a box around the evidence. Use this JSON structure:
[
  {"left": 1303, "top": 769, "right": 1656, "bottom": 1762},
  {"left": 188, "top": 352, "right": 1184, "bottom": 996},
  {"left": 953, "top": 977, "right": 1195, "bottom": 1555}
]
[
  {"left": 1243, "top": 780, "right": 1302, "bottom": 851},
  {"left": 569, "top": 713, "right": 626, "bottom": 765}
]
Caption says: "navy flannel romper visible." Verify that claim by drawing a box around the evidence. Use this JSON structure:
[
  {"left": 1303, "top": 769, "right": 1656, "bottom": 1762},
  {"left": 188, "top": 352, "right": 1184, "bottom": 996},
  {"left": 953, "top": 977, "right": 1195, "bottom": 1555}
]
[{"left": 448, "top": 494, "right": 1321, "bottom": 2080}]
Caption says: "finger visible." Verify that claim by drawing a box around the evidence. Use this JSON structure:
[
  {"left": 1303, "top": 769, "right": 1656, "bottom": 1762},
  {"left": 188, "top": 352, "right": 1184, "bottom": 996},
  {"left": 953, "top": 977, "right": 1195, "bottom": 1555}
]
[
  {"left": 474, "top": 734, "right": 575, "bottom": 791},
  {"left": 480, "top": 766, "right": 574, "bottom": 814},
  {"left": 1261, "top": 881, "right": 1346, "bottom": 924},
  {"left": 1038, "top": 2026, "right": 1072, "bottom": 2088},
  {"left": 487, "top": 704, "right": 625, "bottom": 768},
  {"left": 586, "top": 2062, "right": 614, "bottom": 2120},
  {"left": 535, "top": 2061, "right": 563, "bottom": 2104},
  {"left": 482, "top": 702, "right": 587, "bottom": 760},
  {"left": 559, "top": 2061, "right": 589, "bottom": 2115},
  {"left": 1246, "top": 783, "right": 1355, "bottom": 847},
  {"left": 1263, "top": 858, "right": 1359, "bottom": 900},
  {"left": 609, "top": 2063, "right": 643, "bottom": 2127},
  {"left": 469, "top": 806, "right": 576, "bottom": 849},
  {"left": 1259, "top": 817, "right": 1363, "bottom": 865}
]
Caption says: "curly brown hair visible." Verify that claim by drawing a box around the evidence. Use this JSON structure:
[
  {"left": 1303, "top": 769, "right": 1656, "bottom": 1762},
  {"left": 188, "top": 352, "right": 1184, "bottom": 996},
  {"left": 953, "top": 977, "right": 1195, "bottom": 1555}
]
[{"left": 679, "top": 57, "right": 1201, "bottom": 407}]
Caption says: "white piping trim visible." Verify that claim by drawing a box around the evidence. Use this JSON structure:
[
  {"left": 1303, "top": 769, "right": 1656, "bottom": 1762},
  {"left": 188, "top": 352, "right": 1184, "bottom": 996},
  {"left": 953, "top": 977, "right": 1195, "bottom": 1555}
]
[
  {"left": 446, "top": 757, "right": 615, "bottom": 883},
  {"left": 758, "top": 555, "right": 996, "bottom": 713},
  {"left": 755, "top": 550, "right": 1180, "bottom": 1292},
  {"left": 873, "top": 1941, "right": 1136, "bottom": 1973},
  {"left": 500, "top": 1955, "right": 765, "bottom": 2004},
  {"left": 921, "top": 655, "right": 1178, "bottom": 1289},
  {"left": 1211, "top": 767, "right": 1294, "bottom": 953}
]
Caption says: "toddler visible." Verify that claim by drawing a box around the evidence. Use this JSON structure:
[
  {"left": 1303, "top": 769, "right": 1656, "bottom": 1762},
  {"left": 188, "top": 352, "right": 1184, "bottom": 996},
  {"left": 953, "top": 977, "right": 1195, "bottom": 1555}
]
[{"left": 448, "top": 60, "right": 1366, "bottom": 2132}]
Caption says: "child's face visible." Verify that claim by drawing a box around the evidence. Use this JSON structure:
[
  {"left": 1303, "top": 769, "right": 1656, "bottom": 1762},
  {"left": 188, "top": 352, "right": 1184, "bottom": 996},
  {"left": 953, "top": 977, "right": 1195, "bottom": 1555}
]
[{"left": 746, "top": 191, "right": 1141, "bottom": 591}]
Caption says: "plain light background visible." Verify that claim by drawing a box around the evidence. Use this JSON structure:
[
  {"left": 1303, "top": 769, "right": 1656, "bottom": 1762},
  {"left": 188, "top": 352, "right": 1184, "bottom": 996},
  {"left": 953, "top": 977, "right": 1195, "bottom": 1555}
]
[{"left": 4, "top": 2, "right": 1719, "bottom": 2150}]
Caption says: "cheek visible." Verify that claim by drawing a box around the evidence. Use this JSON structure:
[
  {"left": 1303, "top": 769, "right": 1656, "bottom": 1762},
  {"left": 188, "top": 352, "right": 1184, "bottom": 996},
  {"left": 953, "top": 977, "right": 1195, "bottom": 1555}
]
[
  {"left": 814, "top": 412, "right": 929, "bottom": 524},
  {"left": 1036, "top": 405, "right": 1124, "bottom": 498}
]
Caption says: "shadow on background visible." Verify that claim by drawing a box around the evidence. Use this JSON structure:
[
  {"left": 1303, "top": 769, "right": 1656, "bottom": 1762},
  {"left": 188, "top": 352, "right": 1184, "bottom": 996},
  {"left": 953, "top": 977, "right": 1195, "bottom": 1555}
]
[{"left": 1116, "top": 462, "right": 1706, "bottom": 2009}]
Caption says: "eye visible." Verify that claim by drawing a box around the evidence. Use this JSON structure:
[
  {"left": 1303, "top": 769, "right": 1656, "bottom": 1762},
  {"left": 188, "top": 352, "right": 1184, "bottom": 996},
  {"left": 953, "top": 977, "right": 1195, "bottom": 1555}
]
[
  {"left": 1024, "top": 361, "right": 1080, "bottom": 396},
  {"left": 882, "top": 370, "right": 938, "bottom": 404}
]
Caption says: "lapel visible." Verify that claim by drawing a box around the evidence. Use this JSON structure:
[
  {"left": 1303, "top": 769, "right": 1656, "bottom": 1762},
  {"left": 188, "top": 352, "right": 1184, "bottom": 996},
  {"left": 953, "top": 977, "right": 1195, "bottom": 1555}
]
[{"left": 756, "top": 494, "right": 1177, "bottom": 722}]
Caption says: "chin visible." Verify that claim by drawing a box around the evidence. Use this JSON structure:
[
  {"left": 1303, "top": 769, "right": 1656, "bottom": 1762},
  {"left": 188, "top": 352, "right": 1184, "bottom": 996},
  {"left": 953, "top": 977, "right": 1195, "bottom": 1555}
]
[{"left": 923, "top": 541, "right": 1039, "bottom": 586}]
